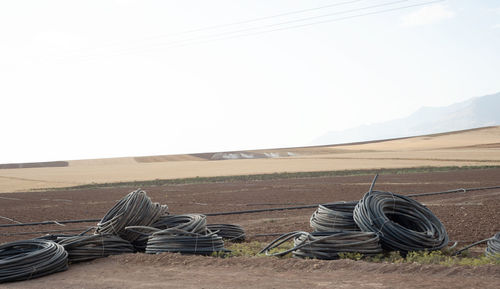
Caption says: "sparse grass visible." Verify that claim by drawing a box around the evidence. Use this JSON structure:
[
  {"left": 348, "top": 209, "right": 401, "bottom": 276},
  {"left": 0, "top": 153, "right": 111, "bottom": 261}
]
[
  {"left": 337, "top": 252, "right": 364, "bottom": 261},
  {"left": 225, "top": 241, "right": 267, "bottom": 257},
  {"left": 219, "top": 242, "right": 500, "bottom": 267},
  {"left": 223, "top": 241, "right": 294, "bottom": 257},
  {"left": 341, "top": 250, "right": 500, "bottom": 266},
  {"left": 38, "top": 165, "right": 500, "bottom": 191}
]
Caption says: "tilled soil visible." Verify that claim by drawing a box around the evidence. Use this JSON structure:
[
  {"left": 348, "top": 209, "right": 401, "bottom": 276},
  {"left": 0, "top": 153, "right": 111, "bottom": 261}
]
[
  {"left": 1, "top": 168, "right": 499, "bottom": 288},
  {"left": 5, "top": 254, "right": 500, "bottom": 289}
]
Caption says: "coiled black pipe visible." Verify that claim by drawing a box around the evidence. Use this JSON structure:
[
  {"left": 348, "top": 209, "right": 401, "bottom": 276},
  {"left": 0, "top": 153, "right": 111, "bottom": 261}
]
[
  {"left": 132, "top": 214, "right": 207, "bottom": 251},
  {"left": 147, "top": 229, "right": 228, "bottom": 255},
  {"left": 353, "top": 190, "right": 448, "bottom": 252},
  {"left": 152, "top": 214, "right": 207, "bottom": 233},
  {"left": 0, "top": 239, "right": 68, "bottom": 283},
  {"left": 56, "top": 233, "right": 135, "bottom": 262},
  {"left": 126, "top": 226, "right": 229, "bottom": 255},
  {"left": 95, "top": 189, "right": 168, "bottom": 242},
  {"left": 486, "top": 232, "right": 500, "bottom": 258},
  {"left": 294, "top": 231, "right": 382, "bottom": 259},
  {"left": 310, "top": 201, "right": 359, "bottom": 232},
  {"left": 206, "top": 224, "right": 246, "bottom": 242},
  {"left": 259, "top": 231, "right": 381, "bottom": 259}
]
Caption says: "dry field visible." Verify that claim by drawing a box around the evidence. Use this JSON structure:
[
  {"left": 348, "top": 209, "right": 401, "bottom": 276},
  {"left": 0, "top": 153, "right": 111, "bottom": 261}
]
[
  {"left": 1, "top": 126, "right": 500, "bottom": 193},
  {"left": 1, "top": 127, "right": 500, "bottom": 288}
]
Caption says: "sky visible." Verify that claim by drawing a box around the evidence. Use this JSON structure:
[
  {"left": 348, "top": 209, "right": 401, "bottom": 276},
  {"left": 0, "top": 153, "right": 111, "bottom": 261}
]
[{"left": 1, "top": 0, "right": 500, "bottom": 163}]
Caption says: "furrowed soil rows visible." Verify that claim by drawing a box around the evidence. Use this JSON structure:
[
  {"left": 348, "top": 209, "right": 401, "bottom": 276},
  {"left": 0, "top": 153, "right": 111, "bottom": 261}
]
[{"left": 1, "top": 168, "right": 499, "bottom": 288}]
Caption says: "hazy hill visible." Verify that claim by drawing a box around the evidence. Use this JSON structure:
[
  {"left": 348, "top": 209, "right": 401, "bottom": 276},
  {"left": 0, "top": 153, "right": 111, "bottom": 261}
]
[{"left": 313, "top": 92, "right": 500, "bottom": 145}]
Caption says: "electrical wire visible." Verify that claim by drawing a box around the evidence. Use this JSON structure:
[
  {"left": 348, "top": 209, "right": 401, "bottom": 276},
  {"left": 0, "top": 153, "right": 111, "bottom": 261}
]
[
  {"left": 259, "top": 231, "right": 382, "bottom": 259},
  {"left": 56, "top": 233, "right": 135, "bottom": 263},
  {"left": 152, "top": 0, "right": 416, "bottom": 47},
  {"left": 310, "top": 201, "right": 359, "bottom": 232},
  {"left": 95, "top": 189, "right": 169, "bottom": 242},
  {"left": 52, "top": 0, "right": 368, "bottom": 59},
  {"left": 353, "top": 190, "right": 449, "bottom": 252},
  {"left": 152, "top": 0, "right": 443, "bottom": 49},
  {"left": 179, "top": 0, "right": 369, "bottom": 35},
  {"left": 0, "top": 239, "right": 68, "bottom": 283},
  {"left": 66, "top": 0, "right": 443, "bottom": 60},
  {"left": 206, "top": 224, "right": 246, "bottom": 242}
]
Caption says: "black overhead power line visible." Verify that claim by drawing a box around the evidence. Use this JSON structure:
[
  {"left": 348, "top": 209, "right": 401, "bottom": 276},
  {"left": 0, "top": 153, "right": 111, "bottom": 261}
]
[
  {"left": 180, "top": 0, "right": 370, "bottom": 34},
  {"left": 166, "top": 0, "right": 417, "bottom": 42},
  {"left": 59, "top": 0, "right": 444, "bottom": 61},
  {"left": 50, "top": 0, "right": 369, "bottom": 60},
  {"left": 159, "top": 0, "right": 443, "bottom": 49}
]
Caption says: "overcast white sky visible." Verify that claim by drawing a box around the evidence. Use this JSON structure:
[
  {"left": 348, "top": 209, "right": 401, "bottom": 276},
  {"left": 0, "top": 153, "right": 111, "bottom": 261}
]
[{"left": 1, "top": 0, "right": 499, "bottom": 163}]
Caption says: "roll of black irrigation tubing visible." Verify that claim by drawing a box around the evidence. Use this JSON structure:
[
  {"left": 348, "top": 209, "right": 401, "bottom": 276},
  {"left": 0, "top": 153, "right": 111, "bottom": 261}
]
[
  {"left": 96, "top": 189, "right": 168, "bottom": 242},
  {"left": 486, "top": 232, "right": 500, "bottom": 258},
  {"left": 152, "top": 214, "right": 207, "bottom": 234},
  {"left": 293, "top": 231, "right": 382, "bottom": 259},
  {"left": 144, "top": 228, "right": 229, "bottom": 255},
  {"left": 353, "top": 191, "right": 448, "bottom": 253},
  {"left": 0, "top": 239, "right": 68, "bottom": 283},
  {"left": 206, "top": 224, "right": 246, "bottom": 242},
  {"left": 57, "top": 234, "right": 135, "bottom": 262},
  {"left": 310, "top": 201, "right": 359, "bottom": 232},
  {"left": 133, "top": 214, "right": 208, "bottom": 251},
  {"left": 258, "top": 231, "right": 381, "bottom": 259}
]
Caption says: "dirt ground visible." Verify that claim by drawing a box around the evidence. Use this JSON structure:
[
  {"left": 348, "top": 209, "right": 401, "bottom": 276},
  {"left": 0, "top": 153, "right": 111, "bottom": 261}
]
[{"left": 1, "top": 168, "right": 499, "bottom": 288}]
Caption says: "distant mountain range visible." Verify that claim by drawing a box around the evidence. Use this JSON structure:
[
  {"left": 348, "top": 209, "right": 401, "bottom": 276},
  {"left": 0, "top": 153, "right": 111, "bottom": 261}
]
[{"left": 313, "top": 92, "right": 500, "bottom": 145}]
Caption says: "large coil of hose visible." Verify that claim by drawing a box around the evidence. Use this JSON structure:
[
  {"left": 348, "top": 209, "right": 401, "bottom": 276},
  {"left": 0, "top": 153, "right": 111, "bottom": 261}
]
[
  {"left": 133, "top": 214, "right": 207, "bottom": 251},
  {"left": 153, "top": 214, "right": 207, "bottom": 233},
  {"left": 353, "top": 190, "right": 448, "bottom": 252},
  {"left": 206, "top": 224, "right": 246, "bottom": 242},
  {"left": 56, "top": 233, "right": 135, "bottom": 262},
  {"left": 96, "top": 189, "right": 168, "bottom": 242},
  {"left": 259, "top": 231, "right": 381, "bottom": 259},
  {"left": 486, "top": 232, "right": 500, "bottom": 258},
  {"left": 0, "top": 239, "right": 68, "bottom": 283},
  {"left": 310, "top": 201, "right": 359, "bottom": 232},
  {"left": 293, "top": 231, "right": 382, "bottom": 259},
  {"left": 126, "top": 226, "right": 228, "bottom": 255},
  {"left": 146, "top": 229, "right": 228, "bottom": 255}
]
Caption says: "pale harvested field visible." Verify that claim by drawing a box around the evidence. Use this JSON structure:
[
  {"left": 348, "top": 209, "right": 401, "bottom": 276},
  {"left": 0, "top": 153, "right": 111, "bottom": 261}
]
[{"left": 1, "top": 126, "right": 499, "bottom": 193}]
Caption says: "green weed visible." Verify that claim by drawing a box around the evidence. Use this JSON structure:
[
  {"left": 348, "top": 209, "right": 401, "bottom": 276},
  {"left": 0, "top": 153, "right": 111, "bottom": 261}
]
[
  {"left": 218, "top": 241, "right": 499, "bottom": 267},
  {"left": 340, "top": 250, "right": 500, "bottom": 266},
  {"left": 224, "top": 241, "right": 294, "bottom": 258}
]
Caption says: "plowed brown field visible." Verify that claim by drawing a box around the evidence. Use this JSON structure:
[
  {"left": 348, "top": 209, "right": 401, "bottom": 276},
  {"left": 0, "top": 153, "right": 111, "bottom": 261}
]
[{"left": 1, "top": 168, "right": 499, "bottom": 288}]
